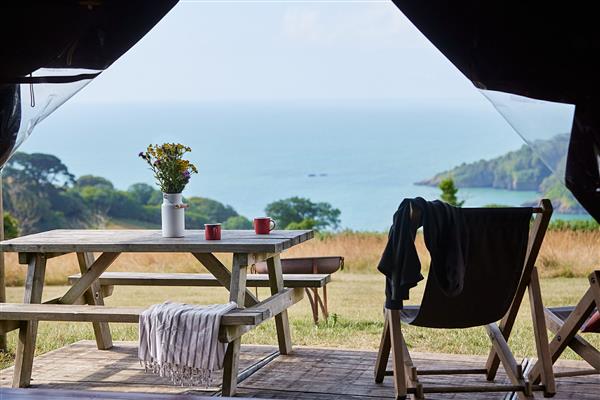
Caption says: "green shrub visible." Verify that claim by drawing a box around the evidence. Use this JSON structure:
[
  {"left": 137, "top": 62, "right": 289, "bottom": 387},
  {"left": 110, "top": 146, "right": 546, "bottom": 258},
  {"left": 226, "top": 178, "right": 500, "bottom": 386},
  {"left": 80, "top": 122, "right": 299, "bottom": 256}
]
[
  {"left": 548, "top": 219, "right": 599, "bottom": 231},
  {"left": 3, "top": 212, "right": 19, "bottom": 239}
]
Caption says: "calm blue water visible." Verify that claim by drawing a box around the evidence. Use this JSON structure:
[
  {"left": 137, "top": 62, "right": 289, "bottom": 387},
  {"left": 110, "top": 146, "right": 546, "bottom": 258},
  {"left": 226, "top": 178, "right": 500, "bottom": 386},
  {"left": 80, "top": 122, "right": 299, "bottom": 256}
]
[{"left": 20, "top": 100, "right": 589, "bottom": 231}]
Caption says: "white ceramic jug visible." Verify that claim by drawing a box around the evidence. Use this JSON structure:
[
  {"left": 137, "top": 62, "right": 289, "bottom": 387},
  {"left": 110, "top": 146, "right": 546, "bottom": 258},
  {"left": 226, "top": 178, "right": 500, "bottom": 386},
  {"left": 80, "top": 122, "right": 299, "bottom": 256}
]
[{"left": 161, "top": 193, "right": 186, "bottom": 237}]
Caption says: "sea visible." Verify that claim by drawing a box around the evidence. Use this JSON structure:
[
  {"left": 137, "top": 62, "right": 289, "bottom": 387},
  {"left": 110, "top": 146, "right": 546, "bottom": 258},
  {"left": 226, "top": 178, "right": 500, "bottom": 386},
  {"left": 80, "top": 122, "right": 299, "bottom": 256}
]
[{"left": 19, "top": 99, "right": 591, "bottom": 231}]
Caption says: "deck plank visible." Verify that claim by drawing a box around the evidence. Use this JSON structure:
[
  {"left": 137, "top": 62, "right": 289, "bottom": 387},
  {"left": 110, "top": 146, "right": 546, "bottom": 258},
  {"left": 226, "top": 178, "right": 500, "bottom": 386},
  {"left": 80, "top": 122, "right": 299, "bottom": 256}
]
[
  {"left": 0, "top": 341, "right": 597, "bottom": 399},
  {"left": 0, "top": 388, "right": 234, "bottom": 399},
  {"left": 0, "top": 341, "right": 275, "bottom": 394}
]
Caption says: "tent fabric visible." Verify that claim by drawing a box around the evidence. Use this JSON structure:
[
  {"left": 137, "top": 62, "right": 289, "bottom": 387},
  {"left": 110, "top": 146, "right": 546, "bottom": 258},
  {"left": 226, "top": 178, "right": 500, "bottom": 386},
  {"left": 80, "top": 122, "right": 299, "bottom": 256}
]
[
  {"left": 0, "top": 0, "right": 178, "bottom": 169},
  {"left": 0, "top": 1, "right": 178, "bottom": 81},
  {"left": 0, "top": 85, "right": 20, "bottom": 167},
  {"left": 393, "top": 1, "right": 600, "bottom": 222}
]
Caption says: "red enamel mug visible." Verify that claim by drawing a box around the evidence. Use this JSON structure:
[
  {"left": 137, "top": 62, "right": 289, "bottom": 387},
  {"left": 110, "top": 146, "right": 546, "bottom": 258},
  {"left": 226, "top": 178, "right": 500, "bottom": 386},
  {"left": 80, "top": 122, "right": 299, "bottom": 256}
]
[
  {"left": 205, "top": 223, "right": 221, "bottom": 240},
  {"left": 253, "top": 217, "right": 276, "bottom": 234}
]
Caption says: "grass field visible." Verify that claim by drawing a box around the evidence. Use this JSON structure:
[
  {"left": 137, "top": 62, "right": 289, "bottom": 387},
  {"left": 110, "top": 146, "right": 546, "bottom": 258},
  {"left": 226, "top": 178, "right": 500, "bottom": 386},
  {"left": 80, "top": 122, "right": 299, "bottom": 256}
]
[
  {"left": 1, "top": 272, "right": 598, "bottom": 370},
  {"left": 1, "top": 230, "right": 598, "bottom": 370}
]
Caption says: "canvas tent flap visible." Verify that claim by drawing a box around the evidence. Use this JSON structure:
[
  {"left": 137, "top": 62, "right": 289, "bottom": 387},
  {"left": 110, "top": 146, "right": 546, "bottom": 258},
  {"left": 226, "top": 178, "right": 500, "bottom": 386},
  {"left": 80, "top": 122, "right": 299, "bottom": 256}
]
[
  {"left": 0, "top": 0, "right": 178, "bottom": 168},
  {"left": 393, "top": 1, "right": 600, "bottom": 222},
  {"left": 0, "top": 1, "right": 178, "bottom": 81},
  {"left": 566, "top": 105, "right": 600, "bottom": 221}
]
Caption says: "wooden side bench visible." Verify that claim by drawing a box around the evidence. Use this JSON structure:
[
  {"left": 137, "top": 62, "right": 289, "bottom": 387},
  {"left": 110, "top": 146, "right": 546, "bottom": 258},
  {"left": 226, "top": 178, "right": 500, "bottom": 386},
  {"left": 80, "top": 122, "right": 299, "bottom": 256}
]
[
  {"left": 254, "top": 256, "right": 343, "bottom": 324},
  {"left": 67, "top": 272, "right": 331, "bottom": 324},
  {"left": 0, "top": 303, "right": 269, "bottom": 326},
  {"left": 68, "top": 272, "right": 330, "bottom": 289}
]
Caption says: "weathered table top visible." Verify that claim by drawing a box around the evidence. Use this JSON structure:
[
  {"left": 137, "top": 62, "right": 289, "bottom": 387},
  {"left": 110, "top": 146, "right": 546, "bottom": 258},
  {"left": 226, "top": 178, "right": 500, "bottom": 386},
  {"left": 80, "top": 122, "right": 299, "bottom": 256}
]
[{"left": 0, "top": 229, "right": 314, "bottom": 254}]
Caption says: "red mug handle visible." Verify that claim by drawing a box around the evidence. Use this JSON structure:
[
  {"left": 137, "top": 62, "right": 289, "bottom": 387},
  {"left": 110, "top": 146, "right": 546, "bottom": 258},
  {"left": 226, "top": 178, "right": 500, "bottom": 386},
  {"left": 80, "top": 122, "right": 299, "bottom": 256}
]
[{"left": 269, "top": 219, "right": 276, "bottom": 231}]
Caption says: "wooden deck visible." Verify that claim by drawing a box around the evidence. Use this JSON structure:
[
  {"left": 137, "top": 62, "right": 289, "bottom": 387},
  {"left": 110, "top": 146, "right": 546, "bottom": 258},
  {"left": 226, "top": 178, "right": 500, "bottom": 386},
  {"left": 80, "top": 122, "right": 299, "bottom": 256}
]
[{"left": 1, "top": 341, "right": 597, "bottom": 399}]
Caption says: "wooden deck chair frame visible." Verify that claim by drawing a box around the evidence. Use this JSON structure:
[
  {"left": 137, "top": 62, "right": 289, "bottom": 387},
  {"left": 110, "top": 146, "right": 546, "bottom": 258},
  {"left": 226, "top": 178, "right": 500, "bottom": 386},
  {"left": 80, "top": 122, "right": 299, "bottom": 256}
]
[
  {"left": 374, "top": 200, "right": 556, "bottom": 400},
  {"left": 529, "top": 270, "right": 600, "bottom": 381}
]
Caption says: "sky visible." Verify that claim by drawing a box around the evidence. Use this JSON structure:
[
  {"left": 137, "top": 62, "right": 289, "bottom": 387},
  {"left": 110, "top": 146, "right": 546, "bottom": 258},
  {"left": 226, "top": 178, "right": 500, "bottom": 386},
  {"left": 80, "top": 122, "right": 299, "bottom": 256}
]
[{"left": 74, "top": 0, "right": 482, "bottom": 104}]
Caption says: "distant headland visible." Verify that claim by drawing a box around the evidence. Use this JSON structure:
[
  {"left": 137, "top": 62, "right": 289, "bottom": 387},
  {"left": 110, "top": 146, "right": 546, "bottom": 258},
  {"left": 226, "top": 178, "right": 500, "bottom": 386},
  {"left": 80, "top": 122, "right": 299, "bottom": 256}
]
[{"left": 416, "top": 134, "right": 586, "bottom": 214}]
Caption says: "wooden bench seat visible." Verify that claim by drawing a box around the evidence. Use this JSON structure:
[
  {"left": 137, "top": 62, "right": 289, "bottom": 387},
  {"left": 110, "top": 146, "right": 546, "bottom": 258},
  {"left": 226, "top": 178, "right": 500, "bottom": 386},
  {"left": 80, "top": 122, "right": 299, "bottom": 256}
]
[
  {"left": 67, "top": 272, "right": 330, "bottom": 288},
  {"left": 0, "top": 303, "right": 270, "bottom": 326},
  {"left": 0, "top": 287, "right": 304, "bottom": 343}
]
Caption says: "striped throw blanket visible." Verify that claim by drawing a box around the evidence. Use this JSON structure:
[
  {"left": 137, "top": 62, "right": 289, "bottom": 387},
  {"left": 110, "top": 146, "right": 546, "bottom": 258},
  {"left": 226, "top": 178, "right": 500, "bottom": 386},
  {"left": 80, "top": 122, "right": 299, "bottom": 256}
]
[{"left": 139, "top": 301, "right": 237, "bottom": 386}]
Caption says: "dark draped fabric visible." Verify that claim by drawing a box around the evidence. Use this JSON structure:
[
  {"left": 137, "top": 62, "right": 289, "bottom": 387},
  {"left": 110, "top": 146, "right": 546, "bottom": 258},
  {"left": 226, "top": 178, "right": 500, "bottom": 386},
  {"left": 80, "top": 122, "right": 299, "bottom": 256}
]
[
  {"left": 378, "top": 198, "right": 468, "bottom": 310},
  {"left": 393, "top": 1, "right": 600, "bottom": 222}
]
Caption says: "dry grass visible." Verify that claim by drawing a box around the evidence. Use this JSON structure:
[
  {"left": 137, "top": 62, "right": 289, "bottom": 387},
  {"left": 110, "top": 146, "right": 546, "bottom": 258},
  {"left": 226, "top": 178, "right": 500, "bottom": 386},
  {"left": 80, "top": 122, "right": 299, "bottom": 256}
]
[
  {"left": 3, "top": 230, "right": 598, "bottom": 286},
  {"left": 287, "top": 230, "right": 599, "bottom": 277},
  {"left": 535, "top": 229, "right": 600, "bottom": 278}
]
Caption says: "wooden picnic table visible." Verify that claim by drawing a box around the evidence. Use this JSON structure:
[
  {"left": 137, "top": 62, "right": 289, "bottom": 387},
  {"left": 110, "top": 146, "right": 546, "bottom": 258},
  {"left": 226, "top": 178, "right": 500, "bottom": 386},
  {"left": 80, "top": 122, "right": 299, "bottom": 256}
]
[{"left": 0, "top": 229, "right": 313, "bottom": 396}]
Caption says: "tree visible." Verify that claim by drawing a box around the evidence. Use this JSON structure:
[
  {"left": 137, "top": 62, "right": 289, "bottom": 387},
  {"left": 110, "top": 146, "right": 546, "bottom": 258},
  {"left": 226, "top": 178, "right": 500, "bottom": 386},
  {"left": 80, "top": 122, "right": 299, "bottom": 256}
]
[
  {"left": 3, "top": 212, "right": 19, "bottom": 239},
  {"left": 4, "top": 152, "right": 74, "bottom": 186},
  {"left": 223, "top": 215, "right": 252, "bottom": 229},
  {"left": 265, "top": 197, "right": 341, "bottom": 230},
  {"left": 3, "top": 152, "right": 81, "bottom": 233},
  {"left": 128, "top": 183, "right": 157, "bottom": 205},
  {"left": 285, "top": 218, "right": 317, "bottom": 230},
  {"left": 439, "top": 177, "right": 464, "bottom": 207},
  {"left": 76, "top": 175, "right": 114, "bottom": 190},
  {"left": 186, "top": 197, "right": 238, "bottom": 222}
]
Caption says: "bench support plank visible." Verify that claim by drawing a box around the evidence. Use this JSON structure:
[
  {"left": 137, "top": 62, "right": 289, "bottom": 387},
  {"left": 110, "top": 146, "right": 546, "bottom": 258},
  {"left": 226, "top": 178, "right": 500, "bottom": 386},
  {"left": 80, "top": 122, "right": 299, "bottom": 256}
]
[
  {"left": 58, "top": 252, "right": 120, "bottom": 305},
  {"left": 192, "top": 253, "right": 259, "bottom": 307},
  {"left": 77, "top": 252, "right": 113, "bottom": 350},
  {"left": 219, "top": 287, "right": 303, "bottom": 343},
  {"left": 13, "top": 254, "right": 46, "bottom": 388}
]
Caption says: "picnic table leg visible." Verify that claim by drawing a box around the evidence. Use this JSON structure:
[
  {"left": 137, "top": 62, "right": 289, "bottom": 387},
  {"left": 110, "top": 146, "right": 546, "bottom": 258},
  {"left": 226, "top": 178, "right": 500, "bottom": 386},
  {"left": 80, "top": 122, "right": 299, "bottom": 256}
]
[
  {"left": 13, "top": 254, "right": 46, "bottom": 388},
  {"left": 77, "top": 252, "right": 113, "bottom": 350},
  {"left": 222, "top": 253, "right": 249, "bottom": 397},
  {"left": 266, "top": 254, "right": 293, "bottom": 355}
]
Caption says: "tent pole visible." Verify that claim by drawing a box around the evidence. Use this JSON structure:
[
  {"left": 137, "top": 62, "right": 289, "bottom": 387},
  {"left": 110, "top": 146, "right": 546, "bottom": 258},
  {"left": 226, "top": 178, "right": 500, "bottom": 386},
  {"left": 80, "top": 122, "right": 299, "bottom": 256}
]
[{"left": 0, "top": 170, "right": 6, "bottom": 352}]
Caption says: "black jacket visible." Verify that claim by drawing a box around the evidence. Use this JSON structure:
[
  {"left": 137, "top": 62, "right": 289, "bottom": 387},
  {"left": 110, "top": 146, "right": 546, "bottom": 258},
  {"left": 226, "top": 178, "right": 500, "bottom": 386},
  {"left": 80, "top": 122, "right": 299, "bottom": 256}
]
[{"left": 377, "top": 198, "right": 467, "bottom": 309}]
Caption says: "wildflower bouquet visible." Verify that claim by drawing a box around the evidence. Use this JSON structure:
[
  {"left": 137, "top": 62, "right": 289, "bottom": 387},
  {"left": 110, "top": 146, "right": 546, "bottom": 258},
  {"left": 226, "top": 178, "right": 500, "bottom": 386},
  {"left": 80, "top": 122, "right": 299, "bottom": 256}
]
[{"left": 139, "top": 143, "right": 198, "bottom": 194}]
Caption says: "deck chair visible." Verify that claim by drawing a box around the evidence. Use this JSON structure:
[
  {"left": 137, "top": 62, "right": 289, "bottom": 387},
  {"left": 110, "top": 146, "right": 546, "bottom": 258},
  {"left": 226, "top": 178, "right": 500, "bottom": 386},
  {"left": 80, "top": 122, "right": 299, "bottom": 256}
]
[
  {"left": 254, "top": 256, "right": 344, "bottom": 324},
  {"left": 374, "top": 200, "right": 555, "bottom": 399},
  {"left": 528, "top": 270, "right": 600, "bottom": 382}
]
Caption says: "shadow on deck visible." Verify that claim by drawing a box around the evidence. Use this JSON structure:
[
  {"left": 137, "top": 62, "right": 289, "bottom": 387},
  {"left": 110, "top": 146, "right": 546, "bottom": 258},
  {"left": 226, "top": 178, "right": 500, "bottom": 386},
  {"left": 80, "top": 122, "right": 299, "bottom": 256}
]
[{"left": 0, "top": 341, "right": 597, "bottom": 399}]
